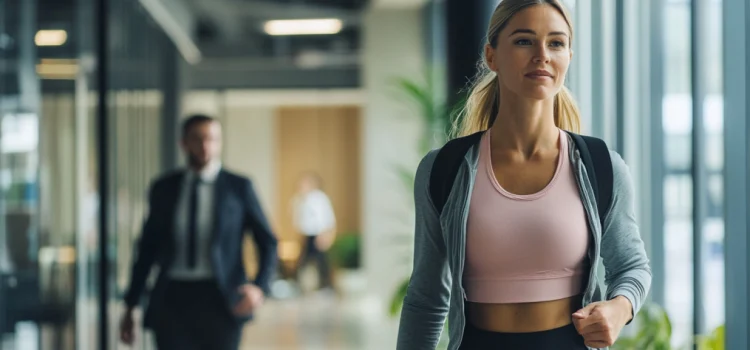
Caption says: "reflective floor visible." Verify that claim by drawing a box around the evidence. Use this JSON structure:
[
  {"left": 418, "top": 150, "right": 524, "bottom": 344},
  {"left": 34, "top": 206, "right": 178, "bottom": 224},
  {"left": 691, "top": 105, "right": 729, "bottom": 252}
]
[
  {"left": 1, "top": 271, "right": 409, "bottom": 350},
  {"left": 240, "top": 272, "right": 400, "bottom": 350},
  {"left": 240, "top": 292, "right": 398, "bottom": 350}
]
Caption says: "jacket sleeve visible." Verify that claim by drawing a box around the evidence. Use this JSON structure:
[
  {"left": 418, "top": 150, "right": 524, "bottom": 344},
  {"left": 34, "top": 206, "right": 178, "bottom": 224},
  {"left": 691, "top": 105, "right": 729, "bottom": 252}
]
[
  {"left": 601, "top": 151, "right": 652, "bottom": 320},
  {"left": 243, "top": 178, "right": 278, "bottom": 294},
  {"left": 396, "top": 150, "right": 452, "bottom": 350},
  {"left": 124, "top": 180, "right": 162, "bottom": 308}
]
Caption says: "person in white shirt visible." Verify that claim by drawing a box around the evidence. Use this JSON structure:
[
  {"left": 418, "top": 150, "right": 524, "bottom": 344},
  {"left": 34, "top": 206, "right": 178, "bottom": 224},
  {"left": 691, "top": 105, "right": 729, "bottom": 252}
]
[{"left": 292, "top": 172, "right": 336, "bottom": 290}]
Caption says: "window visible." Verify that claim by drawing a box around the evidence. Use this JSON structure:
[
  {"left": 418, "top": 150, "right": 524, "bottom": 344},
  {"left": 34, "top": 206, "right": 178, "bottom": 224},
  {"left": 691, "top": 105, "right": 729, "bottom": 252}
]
[
  {"left": 699, "top": 0, "right": 724, "bottom": 335},
  {"left": 662, "top": 0, "right": 725, "bottom": 346},
  {"left": 662, "top": 0, "right": 694, "bottom": 347}
]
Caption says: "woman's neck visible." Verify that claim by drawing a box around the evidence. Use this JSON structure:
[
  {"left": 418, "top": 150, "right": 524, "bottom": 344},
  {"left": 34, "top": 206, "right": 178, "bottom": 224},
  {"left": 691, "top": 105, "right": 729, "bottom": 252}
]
[{"left": 490, "top": 95, "right": 558, "bottom": 158}]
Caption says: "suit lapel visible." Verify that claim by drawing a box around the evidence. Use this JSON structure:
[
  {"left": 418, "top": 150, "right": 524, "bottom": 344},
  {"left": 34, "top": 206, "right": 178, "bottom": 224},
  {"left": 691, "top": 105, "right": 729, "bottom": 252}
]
[{"left": 164, "top": 172, "right": 185, "bottom": 246}]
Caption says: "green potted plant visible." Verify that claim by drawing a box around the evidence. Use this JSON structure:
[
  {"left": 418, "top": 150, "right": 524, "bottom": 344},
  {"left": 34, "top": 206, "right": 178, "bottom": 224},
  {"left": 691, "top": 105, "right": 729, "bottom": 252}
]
[
  {"left": 612, "top": 303, "right": 673, "bottom": 350},
  {"left": 328, "top": 232, "right": 361, "bottom": 270},
  {"left": 387, "top": 68, "right": 455, "bottom": 318},
  {"left": 696, "top": 324, "right": 724, "bottom": 350}
]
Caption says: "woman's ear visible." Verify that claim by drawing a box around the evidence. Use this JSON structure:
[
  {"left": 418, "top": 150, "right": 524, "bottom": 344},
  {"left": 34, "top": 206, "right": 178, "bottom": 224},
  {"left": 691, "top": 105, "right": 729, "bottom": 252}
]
[{"left": 485, "top": 44, "right": 497, "bottom": 72}]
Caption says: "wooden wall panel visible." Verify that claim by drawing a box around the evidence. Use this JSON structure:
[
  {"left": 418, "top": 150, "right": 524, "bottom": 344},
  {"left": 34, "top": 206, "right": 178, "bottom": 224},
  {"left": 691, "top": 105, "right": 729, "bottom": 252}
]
[{"left": 276, "top": 106, "right": 361, "bottom": 262}]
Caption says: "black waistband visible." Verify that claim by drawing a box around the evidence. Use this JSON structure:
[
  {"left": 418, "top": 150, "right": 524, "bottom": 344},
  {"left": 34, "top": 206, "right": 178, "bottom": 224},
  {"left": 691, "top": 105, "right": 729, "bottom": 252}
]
[{"left": 461, "top": 322, "right": 587, "bottom": 350}]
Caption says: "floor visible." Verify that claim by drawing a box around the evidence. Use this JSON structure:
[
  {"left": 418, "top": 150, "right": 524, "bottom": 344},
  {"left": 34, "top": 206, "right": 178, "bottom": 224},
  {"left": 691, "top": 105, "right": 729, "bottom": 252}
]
[
  {"left": 239, "top": 272, "right": 400, "bottom": 350},
  {"left": 240, "top": 291, "right": 399, "bottom": 350},
  {"left": 0, "top": 271, "right": 403, "bottom": 350}
]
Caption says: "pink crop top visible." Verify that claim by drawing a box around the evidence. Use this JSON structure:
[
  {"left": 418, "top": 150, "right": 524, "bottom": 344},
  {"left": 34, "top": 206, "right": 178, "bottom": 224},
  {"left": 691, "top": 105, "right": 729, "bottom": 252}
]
[{"left": 463, "top": 129, "right": 590, "bottom": 304}]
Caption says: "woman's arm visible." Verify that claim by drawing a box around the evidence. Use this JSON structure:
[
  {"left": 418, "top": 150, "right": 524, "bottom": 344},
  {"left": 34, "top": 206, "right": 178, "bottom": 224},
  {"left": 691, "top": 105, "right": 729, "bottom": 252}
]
[
  {"left": 600, "top": 151, "right": 652, "bottom": 320},
  {"left": 396, "top": 150, "right": 452, "bottom": 350}
]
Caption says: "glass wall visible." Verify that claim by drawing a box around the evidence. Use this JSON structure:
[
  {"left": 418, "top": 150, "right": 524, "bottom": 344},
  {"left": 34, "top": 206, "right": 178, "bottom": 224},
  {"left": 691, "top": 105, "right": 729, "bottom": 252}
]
[
  {"left": 107, "top": 2, "right": 172, "bottom": 349},
  {"left": 0, "top": 0, "right": 100, "bottom": 349},
  {"left": 563, "top": 0, "right": 732, "bottom": 347},
  {"left": 699, "top": 0, "right": 724, "bottom": 335},
  {"left": 661, "top": 0, "right": 725, "bottom": 346},
  {"left": 662, "top": 0, "right": 694, "bottom": 346},
  {"left": 0, "top": 0, "right": 175, "bottom": 348},
  {"left": 1, "top": 0, "right": 44, "bottom": 348}
]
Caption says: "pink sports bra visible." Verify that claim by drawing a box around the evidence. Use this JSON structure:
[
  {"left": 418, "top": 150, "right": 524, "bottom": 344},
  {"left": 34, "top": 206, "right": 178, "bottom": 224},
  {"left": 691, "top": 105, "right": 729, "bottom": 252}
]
[{"left": 463, "top": 129, "right": 590, "bottom": 304}]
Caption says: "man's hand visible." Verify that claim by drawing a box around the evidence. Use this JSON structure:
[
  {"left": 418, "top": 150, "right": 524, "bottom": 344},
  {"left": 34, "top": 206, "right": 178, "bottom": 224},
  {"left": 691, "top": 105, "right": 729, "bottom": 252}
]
[
  {"left": 315, "top": 230, "right": 336, "bottom": 251},
  {"left": 572, "top": 296, "right": 633, "bottom": 348},
  {"left": 232, "top": 284, "right": 265, "bottom": 316},
  {"left": 119, "top": 308, "right": 136, "bottom": 345}
]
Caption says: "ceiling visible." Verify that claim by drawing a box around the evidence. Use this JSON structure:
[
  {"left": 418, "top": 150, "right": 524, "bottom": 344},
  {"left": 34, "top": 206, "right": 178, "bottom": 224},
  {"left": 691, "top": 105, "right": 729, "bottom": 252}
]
[
  {"left": 183, "top": 0, "right": 370, "bottom": 88},
  {"left": 187, "top": 0, "right": 367, "bottom": 57},
  {"left": 0, "top": 0, "right": 380, "bottom": 91}
]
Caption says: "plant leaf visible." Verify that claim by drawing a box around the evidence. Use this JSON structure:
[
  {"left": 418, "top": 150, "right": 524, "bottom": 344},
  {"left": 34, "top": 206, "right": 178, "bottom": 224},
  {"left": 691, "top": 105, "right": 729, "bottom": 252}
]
[{"left": 388, "top": 278, "right": 410, "bottom": 317}]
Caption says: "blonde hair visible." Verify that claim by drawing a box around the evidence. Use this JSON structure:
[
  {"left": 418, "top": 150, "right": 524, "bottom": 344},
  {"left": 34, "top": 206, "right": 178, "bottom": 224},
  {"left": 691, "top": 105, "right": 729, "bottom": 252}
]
[{"left": 451, "top": 0, "right": 580, "bottom": 138}]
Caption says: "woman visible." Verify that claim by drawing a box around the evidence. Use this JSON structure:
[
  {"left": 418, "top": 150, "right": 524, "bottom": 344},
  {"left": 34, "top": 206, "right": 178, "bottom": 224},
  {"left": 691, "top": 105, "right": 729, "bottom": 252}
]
[{"left": 396, "top": 1, "right": 651, "bottom": 350}]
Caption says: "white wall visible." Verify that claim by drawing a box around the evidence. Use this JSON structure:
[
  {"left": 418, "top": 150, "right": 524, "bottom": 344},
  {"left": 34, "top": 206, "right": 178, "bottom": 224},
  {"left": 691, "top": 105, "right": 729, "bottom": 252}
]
[
  {"left": 181, "top": 89, "right": 365, "bottom": 229},
  {"left": 223, "top": 105, "right": 277, "bottom": 217},
  {"left": 362, "top": 6, "right": 426, "bottom": 315}
]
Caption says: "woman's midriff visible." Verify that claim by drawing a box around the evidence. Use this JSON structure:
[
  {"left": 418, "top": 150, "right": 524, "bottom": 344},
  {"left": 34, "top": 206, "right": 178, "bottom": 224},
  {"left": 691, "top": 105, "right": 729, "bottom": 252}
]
[{"left": 466, "top": 295, "right": 582, "bottom": 333}]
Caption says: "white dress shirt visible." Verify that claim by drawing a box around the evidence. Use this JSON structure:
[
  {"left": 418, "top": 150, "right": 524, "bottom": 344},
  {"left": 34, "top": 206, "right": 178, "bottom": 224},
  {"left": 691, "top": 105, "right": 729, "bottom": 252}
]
[
  {"left": 169, "top": 160, "right": 221, "bottom": 280},
  {"left": 293, "top": 189, "right": 336, "bottom": 236}
]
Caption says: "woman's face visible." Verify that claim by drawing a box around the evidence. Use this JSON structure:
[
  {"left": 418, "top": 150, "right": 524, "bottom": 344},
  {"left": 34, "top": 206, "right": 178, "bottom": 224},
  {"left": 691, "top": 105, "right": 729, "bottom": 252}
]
[{"left": 485, "top": 4, "right": 572, "bottom": 101}]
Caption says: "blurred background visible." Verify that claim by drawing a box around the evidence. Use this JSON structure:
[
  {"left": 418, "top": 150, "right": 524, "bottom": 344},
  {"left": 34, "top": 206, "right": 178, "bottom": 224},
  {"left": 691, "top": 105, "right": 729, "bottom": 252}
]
[{"left": 0, "top": 0, "right": 748, "bottom": 349}]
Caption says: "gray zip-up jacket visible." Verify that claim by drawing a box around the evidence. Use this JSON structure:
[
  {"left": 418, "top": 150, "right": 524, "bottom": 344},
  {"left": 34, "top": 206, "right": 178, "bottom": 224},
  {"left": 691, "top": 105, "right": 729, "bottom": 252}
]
[{"left": 396, "top": 132, "right": 652, "bottom": 350}]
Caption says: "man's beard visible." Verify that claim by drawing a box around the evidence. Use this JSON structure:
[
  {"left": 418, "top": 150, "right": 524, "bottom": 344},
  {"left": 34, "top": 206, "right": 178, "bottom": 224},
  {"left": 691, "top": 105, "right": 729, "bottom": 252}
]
[{"left": 187, "top": 153, "right": 209, "bottom": 169}]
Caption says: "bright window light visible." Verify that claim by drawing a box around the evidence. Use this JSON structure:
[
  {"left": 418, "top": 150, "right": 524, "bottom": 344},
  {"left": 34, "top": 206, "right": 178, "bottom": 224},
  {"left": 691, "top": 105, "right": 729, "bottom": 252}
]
[
  {"left": 264, "top": 19, "right": 343, "bottom": 36},
  {"left": 35, "top": 30, "right": 68, "bottom": 46}
]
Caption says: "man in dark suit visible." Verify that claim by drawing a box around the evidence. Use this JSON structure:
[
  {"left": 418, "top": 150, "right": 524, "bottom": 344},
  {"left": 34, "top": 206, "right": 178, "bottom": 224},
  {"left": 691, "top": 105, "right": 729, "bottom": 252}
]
[{"left": 119, "top": 115, "right": 278, "bottom": 350}]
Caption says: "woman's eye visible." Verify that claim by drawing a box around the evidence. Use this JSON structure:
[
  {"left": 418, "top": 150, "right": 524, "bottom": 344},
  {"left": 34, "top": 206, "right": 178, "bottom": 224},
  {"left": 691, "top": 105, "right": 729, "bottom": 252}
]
[
  {"left": 550, "top": 40, "right": 566, "bottom": 48},
  {"left": 514, "top": 39, "right": 532, "bottom": 45}
]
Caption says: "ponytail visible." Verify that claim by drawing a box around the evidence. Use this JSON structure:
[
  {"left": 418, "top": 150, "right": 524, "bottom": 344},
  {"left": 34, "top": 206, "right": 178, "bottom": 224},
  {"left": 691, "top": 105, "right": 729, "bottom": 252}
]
[
  {"left": 554, "top": 85, "right": 581, "bottom": 133},
  {"left": 450, "top": 69, "right": 499, "bottom": 138}
]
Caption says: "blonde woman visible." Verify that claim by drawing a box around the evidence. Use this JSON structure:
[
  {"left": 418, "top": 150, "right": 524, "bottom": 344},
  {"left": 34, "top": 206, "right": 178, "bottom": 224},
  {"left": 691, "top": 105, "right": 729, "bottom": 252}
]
[{"left": 396, "top": 1, "right": 651, "bottom": 349}]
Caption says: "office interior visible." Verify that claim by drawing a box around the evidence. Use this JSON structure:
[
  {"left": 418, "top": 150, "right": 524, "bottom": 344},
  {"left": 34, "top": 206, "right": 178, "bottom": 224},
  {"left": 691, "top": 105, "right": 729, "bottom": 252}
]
[{"left": 0, "top": 0, "right": 748, "bottom": 349}]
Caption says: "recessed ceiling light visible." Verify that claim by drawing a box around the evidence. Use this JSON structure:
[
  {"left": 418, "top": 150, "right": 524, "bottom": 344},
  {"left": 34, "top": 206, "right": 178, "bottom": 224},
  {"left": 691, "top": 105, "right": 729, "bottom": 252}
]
[
  {"left": 35, "top": 30, "right": 67, "bottom": 46},
  {"left": 264, "top": 19, "right": 343, "bottom": 36}
]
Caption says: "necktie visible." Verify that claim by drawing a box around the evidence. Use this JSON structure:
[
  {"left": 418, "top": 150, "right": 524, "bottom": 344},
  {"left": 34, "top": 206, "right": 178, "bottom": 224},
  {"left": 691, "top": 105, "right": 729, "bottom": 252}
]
[{"left": 187, "top": 177, "right": 200, "bottom": 269}]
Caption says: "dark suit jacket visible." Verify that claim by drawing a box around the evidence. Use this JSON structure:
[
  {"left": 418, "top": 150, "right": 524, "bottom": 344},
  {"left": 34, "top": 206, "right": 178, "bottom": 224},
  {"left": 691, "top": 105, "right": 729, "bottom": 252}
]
[{"left": 123, "top": 169, "right": 278, "bottom": 328}]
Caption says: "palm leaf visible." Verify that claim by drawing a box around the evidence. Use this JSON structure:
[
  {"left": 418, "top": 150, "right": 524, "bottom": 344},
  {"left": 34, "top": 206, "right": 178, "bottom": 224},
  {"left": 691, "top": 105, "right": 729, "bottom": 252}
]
[
  {"left": 389, "top": 278, "right": 410, "bottom": 317},
  {"left": 393, "top": 163, "right": 416, "bottom": 194},
  {"left": 613, "top": 303, "right": 673, "bottom": 350}
]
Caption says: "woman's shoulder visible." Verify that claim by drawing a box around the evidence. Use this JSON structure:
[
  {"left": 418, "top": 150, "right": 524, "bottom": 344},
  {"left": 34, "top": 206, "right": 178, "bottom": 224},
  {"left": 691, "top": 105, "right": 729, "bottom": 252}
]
[
  {"left": 607, "top": 149, "right": 635, "bottom": 193},
  {"left": 416, "top": 149, "right": 441, "bottom": 179},
  {"left": 419, "top": 131, "right": 485, "bottom": 173},
  {"left": 607, "top": 150, "right": 629, "bottom": 175}
]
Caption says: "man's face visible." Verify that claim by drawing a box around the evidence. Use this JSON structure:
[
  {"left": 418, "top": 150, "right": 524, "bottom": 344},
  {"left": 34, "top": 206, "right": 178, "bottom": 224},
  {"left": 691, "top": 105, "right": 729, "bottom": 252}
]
[{"left": 181, "top": 121, "right": 222, "bottom": 168}]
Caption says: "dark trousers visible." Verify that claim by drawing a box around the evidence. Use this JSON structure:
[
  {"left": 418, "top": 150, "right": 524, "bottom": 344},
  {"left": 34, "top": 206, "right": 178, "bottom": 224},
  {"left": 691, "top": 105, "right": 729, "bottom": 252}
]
[
  {"left": 154, "top": 280, "right": 242, "bottom": 350},
  {"left": 459, "top": 322, "right": 587, "bottom": 350},
  {"left": 298, "top": 235, "right": 332, "bottom": 288}
]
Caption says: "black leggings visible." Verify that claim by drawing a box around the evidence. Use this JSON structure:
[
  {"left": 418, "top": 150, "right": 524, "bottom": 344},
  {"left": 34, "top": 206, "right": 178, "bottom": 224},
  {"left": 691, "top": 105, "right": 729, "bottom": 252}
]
[{"left": 459, "top": 321, "right": 587, "bottom": 350}]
